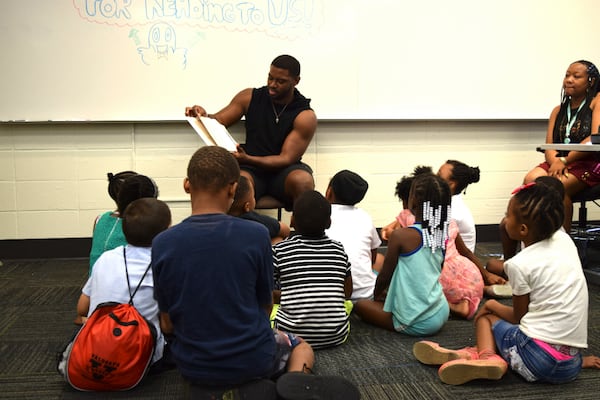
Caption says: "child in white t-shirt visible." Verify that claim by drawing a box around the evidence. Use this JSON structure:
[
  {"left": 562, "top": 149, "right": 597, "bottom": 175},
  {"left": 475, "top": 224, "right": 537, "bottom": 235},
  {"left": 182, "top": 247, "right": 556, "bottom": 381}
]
[
  {"left": 76, "top": 198, "right": 171, "bottom": 367},
  {"left": 413, "top": 181, "right": 597, "bottom": 384},
  {"left": 324, "top": 170, "right": 382, "bottom": 301}
]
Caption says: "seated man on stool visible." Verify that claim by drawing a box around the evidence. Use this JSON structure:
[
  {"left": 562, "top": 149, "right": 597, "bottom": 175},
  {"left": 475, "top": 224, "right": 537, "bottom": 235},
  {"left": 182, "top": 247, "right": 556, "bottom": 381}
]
[{"left": 185, "top": 54, "right": 317, "bottom": 211}]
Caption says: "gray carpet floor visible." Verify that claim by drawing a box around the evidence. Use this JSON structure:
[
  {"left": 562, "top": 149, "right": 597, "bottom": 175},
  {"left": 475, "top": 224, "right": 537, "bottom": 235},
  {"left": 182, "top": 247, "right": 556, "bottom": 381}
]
[{"left": 1, "top": 242, "right": 599, "bottom": 399}]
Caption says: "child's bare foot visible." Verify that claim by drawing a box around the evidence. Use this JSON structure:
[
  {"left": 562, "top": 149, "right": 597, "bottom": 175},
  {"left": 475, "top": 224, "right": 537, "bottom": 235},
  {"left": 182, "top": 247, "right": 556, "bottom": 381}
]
[{"left": 583, "top": 355, "right": 600, "bottom": 369}]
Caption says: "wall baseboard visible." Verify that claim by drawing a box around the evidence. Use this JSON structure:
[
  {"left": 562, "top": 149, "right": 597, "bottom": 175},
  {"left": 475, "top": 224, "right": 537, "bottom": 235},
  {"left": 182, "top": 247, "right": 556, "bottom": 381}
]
[
  {"left": 0, "top": 222, "right": 592, "bottom": 260},
  {"left": 0, "top": 238, "right": 92, "bottom": 260},
  {"left": 0, "top": 224, "right": 500, "bottom": 260}
]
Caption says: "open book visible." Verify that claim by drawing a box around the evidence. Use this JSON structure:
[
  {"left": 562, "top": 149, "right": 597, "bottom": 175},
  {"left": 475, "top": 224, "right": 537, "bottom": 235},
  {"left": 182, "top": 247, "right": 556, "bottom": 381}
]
[{"left": 186, "top": 116, "right": 238, "bottom": 152}]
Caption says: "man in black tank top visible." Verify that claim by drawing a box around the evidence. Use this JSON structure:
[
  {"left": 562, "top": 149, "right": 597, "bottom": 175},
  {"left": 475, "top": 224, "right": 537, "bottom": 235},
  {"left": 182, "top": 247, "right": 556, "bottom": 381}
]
[{"left": 185, "top": 55, "right": 317, "bottom": 211}]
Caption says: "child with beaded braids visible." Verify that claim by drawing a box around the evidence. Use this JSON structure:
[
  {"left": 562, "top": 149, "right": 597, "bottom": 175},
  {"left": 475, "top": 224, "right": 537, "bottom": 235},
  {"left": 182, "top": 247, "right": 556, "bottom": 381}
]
[
  {"left": 413, "top": 181, "right": 594, "bottom": 384},
  {"left": 354, "top": 173, "right": 450, "bottom": 336}
]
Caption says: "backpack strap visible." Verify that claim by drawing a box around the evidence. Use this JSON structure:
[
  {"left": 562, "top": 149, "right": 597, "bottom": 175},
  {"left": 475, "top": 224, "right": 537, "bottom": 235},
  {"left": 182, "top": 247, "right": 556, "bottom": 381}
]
[{"left": 123, "top": 246, "right": 152, "bottom": 307}]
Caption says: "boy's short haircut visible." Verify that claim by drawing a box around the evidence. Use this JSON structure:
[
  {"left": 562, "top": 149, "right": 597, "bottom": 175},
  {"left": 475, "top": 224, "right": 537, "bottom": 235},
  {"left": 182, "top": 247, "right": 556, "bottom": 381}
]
[
  {"left": 122, "top": 198, "right": 171, "bottom": 247},
  {"left": 329, "top": 170, "right": 368, "bottom": 205},
  {"left": 117, "top": 175, "right": 159, "bottom": 215},
  {"left": 231, "top": 175, "right": 251, "bottom": 207},
  {"left": 293, "top": 190, "right": 331, "bottom": 236},
  {"left": 187, "top": 146, "right": 240, "bottom": 192}
]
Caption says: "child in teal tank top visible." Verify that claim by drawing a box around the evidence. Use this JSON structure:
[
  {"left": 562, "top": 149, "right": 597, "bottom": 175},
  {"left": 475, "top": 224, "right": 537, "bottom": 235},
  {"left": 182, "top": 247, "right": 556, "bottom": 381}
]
[
  {"left": 354, "top": 173, "right": 450, "bottom": 336},
  {"left": 88, "top": 172, "right": 159, "bottom": 275}
]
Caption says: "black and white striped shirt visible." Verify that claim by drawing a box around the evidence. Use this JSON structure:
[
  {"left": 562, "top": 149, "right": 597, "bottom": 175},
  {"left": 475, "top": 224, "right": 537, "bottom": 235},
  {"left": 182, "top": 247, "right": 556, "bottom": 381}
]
[{"left": 273, "top": 234, "right": 351, "bottom": 349}]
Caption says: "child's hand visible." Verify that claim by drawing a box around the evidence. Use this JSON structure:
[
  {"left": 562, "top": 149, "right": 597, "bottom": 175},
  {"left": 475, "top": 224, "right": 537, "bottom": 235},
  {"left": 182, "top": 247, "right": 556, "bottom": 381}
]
[
  {"left": 381, "top": 221, "right": 398, "bottom": 241},
  {"left": 473, "top": 300, "right": 498, "bottom": 323},
  {"left": 583, "top": 355, "right": 600, "bottom": 369},
  {"left": 484, "top": 270, "right": 506, "bottom": 285}
]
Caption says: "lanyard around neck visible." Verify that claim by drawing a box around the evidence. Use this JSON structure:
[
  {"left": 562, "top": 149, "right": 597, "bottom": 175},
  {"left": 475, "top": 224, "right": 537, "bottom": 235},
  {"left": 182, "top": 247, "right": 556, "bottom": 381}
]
[{"left": 564, "top": 99, "right": 586, "bottom": 143}]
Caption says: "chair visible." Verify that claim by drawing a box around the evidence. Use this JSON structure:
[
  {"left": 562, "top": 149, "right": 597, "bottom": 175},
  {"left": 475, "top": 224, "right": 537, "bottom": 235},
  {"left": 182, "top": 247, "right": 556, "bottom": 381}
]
[
  {"left": 255, "top": 195, "right": 284, "bottom": 221},
  {"left": 571, "top": 185, "right": 600, "bottom": 271},
  {"left": 572, "top": 185, "right": 600, "bottom": 230}
]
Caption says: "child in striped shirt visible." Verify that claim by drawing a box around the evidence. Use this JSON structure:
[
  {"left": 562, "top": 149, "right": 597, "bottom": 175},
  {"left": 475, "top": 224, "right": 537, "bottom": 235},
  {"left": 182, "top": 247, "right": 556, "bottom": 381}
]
[{"left": 272, "top": 190, "right": 353, "bottom": 349}]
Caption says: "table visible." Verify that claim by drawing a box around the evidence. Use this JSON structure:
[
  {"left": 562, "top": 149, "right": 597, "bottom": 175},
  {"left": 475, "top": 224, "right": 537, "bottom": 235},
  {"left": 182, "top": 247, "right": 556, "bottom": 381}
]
[
  {"left": 537, "top": 143, "right": 600, "bottom": 285},
  {"left": 537, "top": 143, "right": 600, "bottom": 152}
]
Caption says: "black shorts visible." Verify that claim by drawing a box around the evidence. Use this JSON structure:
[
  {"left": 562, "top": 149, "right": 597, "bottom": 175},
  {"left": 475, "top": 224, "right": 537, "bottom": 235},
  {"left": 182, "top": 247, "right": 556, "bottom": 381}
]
[{"left": 241, "top": 162, "right": 313, "bottom": 211}]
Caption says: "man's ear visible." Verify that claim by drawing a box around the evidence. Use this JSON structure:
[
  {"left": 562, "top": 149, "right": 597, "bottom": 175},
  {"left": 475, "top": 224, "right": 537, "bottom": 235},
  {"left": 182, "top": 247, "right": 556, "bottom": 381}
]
[
  {"left": 243, "top": 201, "right": 252, "bottom": 213},
  {"left": 183, "top": 177, "right": 191, "bottom": 193},
  {"left": 325, "top": 217, "right": 331, "bottom": 230}
]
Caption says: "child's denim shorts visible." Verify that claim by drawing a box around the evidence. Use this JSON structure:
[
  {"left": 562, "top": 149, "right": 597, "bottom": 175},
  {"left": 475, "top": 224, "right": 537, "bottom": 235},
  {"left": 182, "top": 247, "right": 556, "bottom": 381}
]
[{"left": 492, "top": 320, "right": 582, "bottom": 383}]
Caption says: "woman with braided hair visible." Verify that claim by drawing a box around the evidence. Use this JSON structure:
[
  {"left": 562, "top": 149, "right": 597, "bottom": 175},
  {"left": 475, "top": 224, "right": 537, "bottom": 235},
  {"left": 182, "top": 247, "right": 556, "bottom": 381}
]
[
  {"left": 414, "top": 181, "right": 598, "bottom": 385},
  {"left": 524, "top": 59, "right": 600, "bottom": 231},
  {"left": 354, "top": 173, "right": 450, "bottom": 336}
]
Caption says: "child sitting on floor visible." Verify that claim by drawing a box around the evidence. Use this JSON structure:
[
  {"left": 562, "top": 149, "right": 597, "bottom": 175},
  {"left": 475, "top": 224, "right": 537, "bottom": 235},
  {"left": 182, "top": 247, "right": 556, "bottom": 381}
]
[
  {"left": 88, "top": 173, "right": 159, "bottom": 275},
  {"left": 382, "top": 166, "right": 506, "bottom": 319},
  {"left": 88, "top": 171, "right": 138, "bottom": 274},
  {"left": 381, "top": 165, "right": 433, "bottom": 241},
  {"left": 272, "top": 190, "right": 353, "bottom": 349},
  {"left": 485, "top": 175, "right": 568, "bottom": 280},
  {"left": 324, "top": 169, "right": 382, "bottom": 301},
  {"left": 228, "top": 175, "right": 290, "bottom": 244},
  {"left": 76, "top": 198, "right": 172, "bottom": 368},
  {"left": 413, "top": 181, "right": 596, "bottom": 384},
  {"left": 354, "top": 173, "right": 450, "bottom": 335}
]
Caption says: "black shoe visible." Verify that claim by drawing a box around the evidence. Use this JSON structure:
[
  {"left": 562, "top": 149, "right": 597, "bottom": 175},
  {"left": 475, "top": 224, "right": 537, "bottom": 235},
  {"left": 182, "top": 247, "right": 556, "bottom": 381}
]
[{"left": 276, "top": 372, "right": 360, "bottom": 400}]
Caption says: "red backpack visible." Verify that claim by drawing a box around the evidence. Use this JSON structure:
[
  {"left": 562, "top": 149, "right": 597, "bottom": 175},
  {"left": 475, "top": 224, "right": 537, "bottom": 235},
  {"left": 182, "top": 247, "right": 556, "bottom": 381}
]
[{"left": 58, "top": 248, "right": 157, "bottom": 391}]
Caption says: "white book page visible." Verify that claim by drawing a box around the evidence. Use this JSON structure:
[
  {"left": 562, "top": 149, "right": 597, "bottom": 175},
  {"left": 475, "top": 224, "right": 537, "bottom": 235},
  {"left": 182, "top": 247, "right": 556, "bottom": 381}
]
[{"left": 186, "top": 116, "right": 238, "bottom": 152}]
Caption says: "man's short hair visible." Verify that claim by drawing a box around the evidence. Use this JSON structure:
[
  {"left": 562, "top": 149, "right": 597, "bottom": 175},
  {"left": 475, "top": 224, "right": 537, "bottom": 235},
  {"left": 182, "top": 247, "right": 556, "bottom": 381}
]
[
  {"left": 122, "top": 198, "right": 171, "bottom": 247},
  {"left": 272, "top": 55, "right": 300, "bottom": 77},
  {"left": 187, "top": 146, "right": 240, "bottom": 192}
]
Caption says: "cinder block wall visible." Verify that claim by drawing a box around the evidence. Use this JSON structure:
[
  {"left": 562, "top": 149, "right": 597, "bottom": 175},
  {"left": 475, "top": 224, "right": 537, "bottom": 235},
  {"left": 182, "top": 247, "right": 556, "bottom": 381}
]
[{"left": 1, "top": 120, "right": 591, "bottom": 240}]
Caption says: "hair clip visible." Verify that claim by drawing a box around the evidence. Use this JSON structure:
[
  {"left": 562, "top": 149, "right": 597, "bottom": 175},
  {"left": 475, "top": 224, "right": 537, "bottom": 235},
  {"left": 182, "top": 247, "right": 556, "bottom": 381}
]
[{"left": 511, "top": 182, "right": 536, "bottom": 195}]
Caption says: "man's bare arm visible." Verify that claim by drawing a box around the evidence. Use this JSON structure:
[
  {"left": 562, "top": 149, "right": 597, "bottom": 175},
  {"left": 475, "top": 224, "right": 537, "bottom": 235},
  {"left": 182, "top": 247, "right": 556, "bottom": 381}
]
[
  {"left": 235, "top": 109, "right": 317, "bottom": 169},
  {"left": 185, "top": 88, "right": 252, "bottom": 127}
]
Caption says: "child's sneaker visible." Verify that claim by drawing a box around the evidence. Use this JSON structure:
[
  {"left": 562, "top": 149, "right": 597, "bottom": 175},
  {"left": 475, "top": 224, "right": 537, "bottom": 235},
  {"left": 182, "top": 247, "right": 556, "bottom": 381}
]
[
  {"left": 485, "top": 284, "right": 513, "bottom": 298},
  {"left": 276, "top": 372, "right": 360, "bottom": 400},
  {"left": 437, "top": 354, "right": 508, "bottom": 385},
  {"left": 413, "top": 341, "right": 477, "bottom": 365}
]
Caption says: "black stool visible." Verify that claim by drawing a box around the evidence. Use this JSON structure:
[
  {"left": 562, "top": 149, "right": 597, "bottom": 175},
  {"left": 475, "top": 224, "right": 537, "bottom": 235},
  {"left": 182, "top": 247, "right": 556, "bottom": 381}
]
[
  {"left": 255, "top": 195, "right": 284, "bottom": 221},
  {"left": 572, "top": 185, "right": 600, "bottom": 230}
]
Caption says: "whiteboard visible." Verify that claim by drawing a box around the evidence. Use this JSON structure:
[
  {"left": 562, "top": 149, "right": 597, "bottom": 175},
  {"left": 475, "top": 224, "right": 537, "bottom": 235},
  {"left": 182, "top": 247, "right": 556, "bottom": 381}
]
[{"left": 1, "top": 0, "right": 600, "bottom": 121}]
